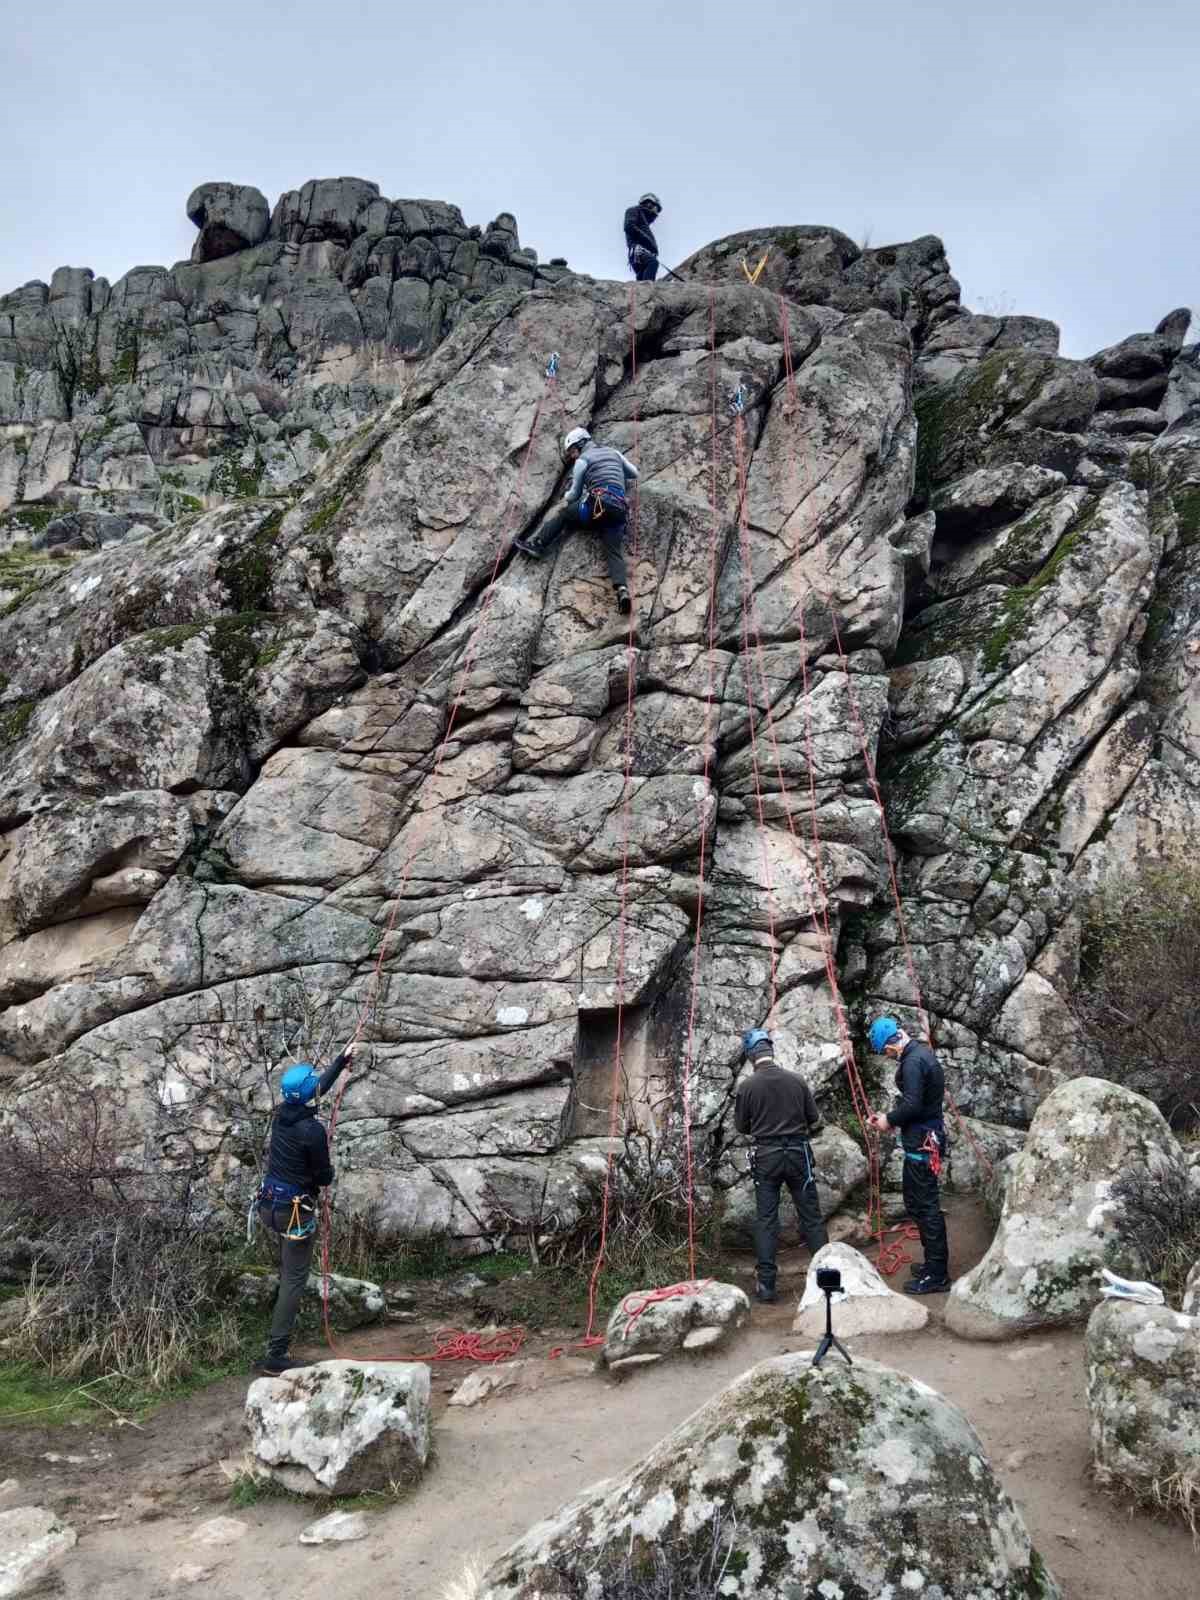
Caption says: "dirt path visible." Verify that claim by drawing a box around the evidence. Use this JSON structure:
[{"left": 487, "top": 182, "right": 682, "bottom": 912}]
[{"left": 4, "top": 1199, "right": 1195, "bottom": 1600}]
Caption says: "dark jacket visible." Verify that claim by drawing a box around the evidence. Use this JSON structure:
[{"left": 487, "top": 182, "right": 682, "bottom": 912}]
[
  {"left": 264, "top": 1053, "right": 351, "bottom": 1196},
  {"left": 734, "top": 1059, "right": 824, "bottom": 1142},
  {"left": 623, "top": 204, "right": 658, "bottom": 263},
  {"left": 887, "top": 1039, "right": 945, "bottom": 1150}
]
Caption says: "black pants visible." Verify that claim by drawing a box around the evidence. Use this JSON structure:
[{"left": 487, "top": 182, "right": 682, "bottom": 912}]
[
  {"left": 629, "top": 247, "right": 659, "bottom": 282},
  {"left": 534, "top": 502, "right": 628, "bottom": 589},
  {"left": 902, "top": 1154, "right": 949, "bottom": 1280},
  {"left": 258, "top": 1200, "right": 317, "bottom": 1354},
  {"left": 752, "top": 1142, "right": 828, "bottom": 1291}
]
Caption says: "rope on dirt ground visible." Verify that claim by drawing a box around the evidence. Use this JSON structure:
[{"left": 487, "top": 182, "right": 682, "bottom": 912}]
[{"left": 405, "top": 1327, "right": 528, "bottom": 1363}]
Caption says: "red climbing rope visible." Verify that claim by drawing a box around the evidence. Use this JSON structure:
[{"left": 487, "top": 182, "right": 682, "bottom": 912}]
[{"left": 405, "top": 1327, "right": 528, "bottom": 1364}]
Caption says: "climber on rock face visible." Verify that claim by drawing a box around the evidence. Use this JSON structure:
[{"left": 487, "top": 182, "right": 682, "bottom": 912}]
[
  {"left": 867, "top": 1017, "right": 951, "bottom": 1294},
  {"left": 254, "top": 1039, "right": 358, "bottom": 1375},
  {"left": 514, "top": 427, "right": 637, "bottom": 615},
  {"left": 734, "top": 1028, "right": 829, "bottom": 1303},
  {"left": 624, "top": 192, "right": 663, "bottom": 282}
]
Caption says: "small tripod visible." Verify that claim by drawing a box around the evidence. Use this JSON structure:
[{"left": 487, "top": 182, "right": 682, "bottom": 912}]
[{"left": 811, "top": 1283, "right": 853, "bottom": 1369}]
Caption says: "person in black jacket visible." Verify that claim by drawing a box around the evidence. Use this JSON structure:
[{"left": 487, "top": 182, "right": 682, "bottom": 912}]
[
  {"left": 734, "top": 1028, "right": 828, "bottom": 1303},
  {"left": 624, "top": 192, "right": 663, "bottom": 281},
  {"left": 867, "top": 1016, "right": 951, "bottom": 1293},
  {"left": 255, "top": 1041, "right": 357, "bottom": 1373}
]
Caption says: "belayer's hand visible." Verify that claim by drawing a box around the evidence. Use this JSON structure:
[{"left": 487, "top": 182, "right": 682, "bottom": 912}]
[{"left": 343, "top": 1039, "right": 358, "bottom": 1070}]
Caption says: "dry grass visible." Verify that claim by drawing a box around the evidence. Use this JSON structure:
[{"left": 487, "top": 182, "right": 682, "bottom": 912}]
[{"left": 1150, "top": 1470, "right": 1200, "bottom": 1545}]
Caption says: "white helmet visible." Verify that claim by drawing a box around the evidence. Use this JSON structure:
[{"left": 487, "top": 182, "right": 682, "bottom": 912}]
[
  {"left": 563, "top": 426, "right": 591, "bottom": 456},
  {"left": 639, "top": 192, "right": 662, "bottom": 213}
]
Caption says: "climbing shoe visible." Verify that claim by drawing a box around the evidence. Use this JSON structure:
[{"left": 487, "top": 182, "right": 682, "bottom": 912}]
[
  {"left": 754, "top": 1282, "right": 778, "bottom": 1305},
  {"left": 514, "top": 536, "right": 544, "bottom": 558},
  {"left": 615, "top": 585, "right": 632, "bottom": 615},
  {"left": 904, "top": 1276, "right": 951, "bottom": 1295}
]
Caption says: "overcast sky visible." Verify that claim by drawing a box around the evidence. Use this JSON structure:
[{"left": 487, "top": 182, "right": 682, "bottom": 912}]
[{"left": 3, "top": 0, "right": 1196, "bottom": 357}]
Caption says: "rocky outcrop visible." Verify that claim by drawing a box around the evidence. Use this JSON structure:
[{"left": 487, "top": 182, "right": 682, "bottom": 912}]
[
  {"left": 1086, "top": 1297, "right": 1200, "bottom": 1527},
  {"left": 0, "top": 175, "right": 572, "bottom": 540},
  {"left": 475, "top": 1354, "right": 1061, "bottom": 1598},
  {"left": 246, "top": 1359, "right": 431, "bottom": 1495},
  {"left": 945, "top": 1079, "right": 1188, "bottom": 1340},
  {"left": 3, "top": 190, "right": 1200, "bottom": 1251}
]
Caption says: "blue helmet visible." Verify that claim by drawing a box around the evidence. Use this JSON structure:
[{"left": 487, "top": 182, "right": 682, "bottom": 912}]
[
  {"left": 742, "top": 1028, "right": 772, "bottom": 1057},
  {"left": 868, "top": 1017, "right": 900, "bottom": 1054},
  {"left": 281, "top": 1063, "right": 320, "bottom": 1104}
]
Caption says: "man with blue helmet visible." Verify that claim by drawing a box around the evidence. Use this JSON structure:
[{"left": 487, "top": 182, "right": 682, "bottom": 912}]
[
  {"left": 734, "top": 1027, "right": 828, "bottom": 1304},
  {"left": 255, "top": 1038, "right": 358, "bottom": 1374},
  {"left": 867, "top": 1016, "right": 950, "bottom": 1294}
]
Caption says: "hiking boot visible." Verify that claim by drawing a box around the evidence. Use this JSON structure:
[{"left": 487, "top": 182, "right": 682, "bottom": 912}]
[
  {"left": 514, "top": 536, "right": 544, "bottom": 559},
  {"left": 615, "top": 585, "right": 632, "bottom": 615},
  {"left": 754, "top": 1282, "right": 778, "bottom": 1305},
  {"left": 256, "top": 1346, "right": 311, "bottom": 1375},
  {"left": 903, "top": 1267, "right": 931, "bottom": 1291},
  {"left": 905, "top": 1275, "right": 951, "bottom": 1295}
]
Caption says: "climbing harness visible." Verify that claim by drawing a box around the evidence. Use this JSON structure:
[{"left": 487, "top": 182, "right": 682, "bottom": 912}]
[
  {"left": 583, "top": 484, "right": 627, "bottom": 525},
  {"left": 258, "top": 1180, "right": 318, "bottom": 1240}
]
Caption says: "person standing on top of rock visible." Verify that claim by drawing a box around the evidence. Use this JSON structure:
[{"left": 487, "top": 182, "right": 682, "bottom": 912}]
[
  {"left": 624, "top": 192, "right": 663, "bottom": 281},
  {"left": 515, "top": 427, "right": 637, "bottom": 615},
  {"left": 867, "top": 1017, "right": 951, "bottom": 1294},
  {"left": 734, "top": 1028, "right": 829, "bottom": 1303},
  {"left": 255, "top": 1040, "right": 358, "bottom": 1374}
]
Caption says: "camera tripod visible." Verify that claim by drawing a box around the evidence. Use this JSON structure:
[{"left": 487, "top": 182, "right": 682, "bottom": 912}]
[{"left": 811, "top": 1284, "right": 852, "bottom": 1369}]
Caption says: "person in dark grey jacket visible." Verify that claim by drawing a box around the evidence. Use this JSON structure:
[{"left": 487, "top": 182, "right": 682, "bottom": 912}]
[
  {"left": 624, "top": 192, "right": 663, "bottom": 281},
  {"left": 734, "top": 1028, "right": 828, "bottom": 1303},
  {"left": 515, "top": 426, "right": 638, "bottom": 614},
  {"left": 868, "top": 1015, "right": 951, "bottom": 1293},
  {"left": 255, "top": 1040, "right": 357, "bottom": 1373}
]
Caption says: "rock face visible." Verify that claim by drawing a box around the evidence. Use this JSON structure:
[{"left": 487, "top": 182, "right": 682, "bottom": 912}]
[
  {"left": 0, "top": 1505, "right": 76, "bottom": 1597},
  {"left": 793, "top": 1241, "right": 928, "bottom": 1336},
  {"left": 945, "top": 1078, "right": 1188, "bottom": 1340},
  {"left": 475, "top": 1354, "right": 1061, "bottom": 1598},
  {"left": 245, "top": 1360, "right": 431, "bottom": 1495},
  {"left": 0, "top": 175, "right": 572, "bottom": 537},
  {"left": 1086, "top": 1298, "right": 1200, "bottom": 1524},
  {"left": 602, "top": 1280, "right": 749, "bottom": 1367},
  {"left": 3, "top": 193, "right": 1200, "bottom": 1251}
]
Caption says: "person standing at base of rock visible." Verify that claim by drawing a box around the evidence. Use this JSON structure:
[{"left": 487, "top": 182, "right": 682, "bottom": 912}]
[
  {"left": 514, "top": 427, "right": 637, "bottom": 615},
  {"left": 734, "top": 1028, "right": 829, "bottom": 1303},
  {"left": 624, "top": 192, "right": 663, "bottom": 281},
  {"left": 255, "top": 1040, "right": 358, "bottom": 1374},
  {"left": 867, "top": 1016, "right": 951, "bottom": 1295}
]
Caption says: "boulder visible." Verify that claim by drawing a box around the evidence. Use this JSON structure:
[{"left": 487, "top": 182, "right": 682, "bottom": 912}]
[
  {"left": 0, "top": 1506, "right": 77, "bottom": 1597},
  {"left": 1183, "top": 1261, "right": 1200, "bottom": 1318},
  {"left": 1086, "top": 1298, "right": 1200, "bottom": 1526},
  {"left": 602, "top": 1280, "right": 749, "bottom": 1368},
  {"left": 475, "top": 1355, "right": 1061, "bottom": 1599},
  {"left": 720, "top": 1124, "right": 869, "bottom": 1247},
  {"left": 792, "top": 1241, "right": 928, "bottom": 1337},
  {"left": 245, "top": 1360, "right": 431, "bottom": 1496},
  {"left": 235, "top": 1270, "right": 384, "bottom": 1328},
  {"left": 946, "top": 1078, "right": 1188, "bottom": 1340},
  {"left": 186, "top": 183, "right": 270, "bottom": 262}
]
